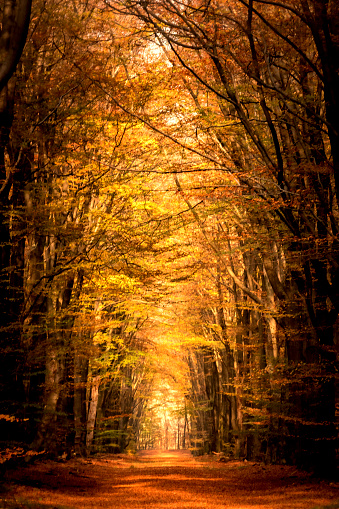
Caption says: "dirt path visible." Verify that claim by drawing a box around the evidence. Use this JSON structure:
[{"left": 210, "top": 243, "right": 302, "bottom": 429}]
[{"left": 1, "top": 450, "right": 338, "bottom": 509}]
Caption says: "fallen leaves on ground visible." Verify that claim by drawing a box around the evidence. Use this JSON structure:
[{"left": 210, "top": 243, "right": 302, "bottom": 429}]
[{"left": 0, "top": 450, "right": 338, "bottom": 509}]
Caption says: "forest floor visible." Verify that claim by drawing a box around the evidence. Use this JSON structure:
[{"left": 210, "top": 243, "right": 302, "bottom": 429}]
[{"left": 0, "top": 449, "right": 338, "bottom": 509}]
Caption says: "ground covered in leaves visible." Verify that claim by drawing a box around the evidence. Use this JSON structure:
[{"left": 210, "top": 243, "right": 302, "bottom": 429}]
[{"left": 0, "top": 450, "right": 338, "bottom": 509}]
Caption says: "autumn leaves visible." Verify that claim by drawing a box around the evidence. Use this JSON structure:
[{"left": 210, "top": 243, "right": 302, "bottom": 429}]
[{"left": 0, "top": 0, "right": 337, "bottom": 476}]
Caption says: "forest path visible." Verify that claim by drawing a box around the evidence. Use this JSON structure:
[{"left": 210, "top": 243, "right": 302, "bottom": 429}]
[{"left": 1, "top": 449, "right": 338, "bottom": 509}]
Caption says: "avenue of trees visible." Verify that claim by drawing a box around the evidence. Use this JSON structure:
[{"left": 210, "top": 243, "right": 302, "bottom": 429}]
[{"left": 0, "top": 0, "right": 338, "bottom": 477}]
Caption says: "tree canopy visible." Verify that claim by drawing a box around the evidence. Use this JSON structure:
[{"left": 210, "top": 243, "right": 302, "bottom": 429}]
[{"left": 0, "top": 0, "right": 337, "bottom": 478}]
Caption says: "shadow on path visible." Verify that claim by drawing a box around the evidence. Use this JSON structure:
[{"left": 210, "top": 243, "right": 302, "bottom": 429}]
[{"left": 1, "top": 449, "right": 338, "bottom": 509}]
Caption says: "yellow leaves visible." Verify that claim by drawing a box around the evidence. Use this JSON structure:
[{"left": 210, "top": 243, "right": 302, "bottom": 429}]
[
  {"left": 176, "top": 333, "right": 223, "bottom": 350},
  {"left": 155, "top": 320, "right": 224, "bottom": 352},
  {"left": 88, "top": 272, "right": 140, "bottom": 302},
  {"left": 105, "top": 273, "right": 139, "bottom": 293},
  {"left": 93, "top": 329, "right": 124, "bottom": 348}
]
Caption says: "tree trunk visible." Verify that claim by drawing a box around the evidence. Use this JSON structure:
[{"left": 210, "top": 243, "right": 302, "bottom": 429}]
[
  {"left": 86, "top": 376, "right": 101, "bottom": 450},
  {"left": 74, "top": 350, "right": 88, "bottom": 456}
]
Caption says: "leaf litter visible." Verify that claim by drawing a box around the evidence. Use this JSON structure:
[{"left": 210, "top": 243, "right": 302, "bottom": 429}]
[{"left": 1, "top": 450, "right": 338, "bottom": 509}]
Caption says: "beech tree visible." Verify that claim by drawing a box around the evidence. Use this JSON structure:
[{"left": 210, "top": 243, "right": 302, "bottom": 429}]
[
  {"left": 0, "top": 0, "right": 32, "bottom": 419},
  {"left": 108, "top": 0, "right": 339, "bottom": 474},
  {"left": 0, "top": 0, "right": 176, "bottom": 456},
  {"left": 0, "top": 0, "right": 337, "bottom": 478}
]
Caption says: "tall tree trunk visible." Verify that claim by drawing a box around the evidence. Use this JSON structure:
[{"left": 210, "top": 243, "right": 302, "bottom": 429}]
[
  {"left": 74, "top": 349, "right": 88, "bottom": 456},
  {"left": 86, "top": 376, "right": 101, "bottom": 450}
]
